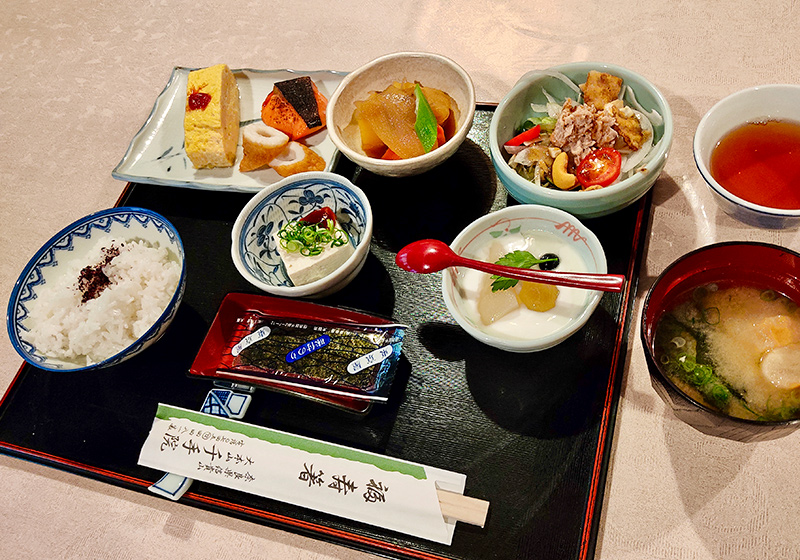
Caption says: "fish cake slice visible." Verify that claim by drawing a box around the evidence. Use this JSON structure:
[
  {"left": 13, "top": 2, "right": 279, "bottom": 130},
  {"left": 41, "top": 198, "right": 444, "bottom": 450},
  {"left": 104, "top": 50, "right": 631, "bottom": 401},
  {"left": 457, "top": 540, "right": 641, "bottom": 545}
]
[{"left": 239, "top": 122, "right": 290, "bottom": 172}]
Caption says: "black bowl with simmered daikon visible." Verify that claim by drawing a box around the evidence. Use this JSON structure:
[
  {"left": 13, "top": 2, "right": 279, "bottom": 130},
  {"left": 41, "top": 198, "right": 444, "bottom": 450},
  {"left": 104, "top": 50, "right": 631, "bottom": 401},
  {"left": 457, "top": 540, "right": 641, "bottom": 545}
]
[{"left": 641, "top": 242, "right": 800, "bottom": 437}]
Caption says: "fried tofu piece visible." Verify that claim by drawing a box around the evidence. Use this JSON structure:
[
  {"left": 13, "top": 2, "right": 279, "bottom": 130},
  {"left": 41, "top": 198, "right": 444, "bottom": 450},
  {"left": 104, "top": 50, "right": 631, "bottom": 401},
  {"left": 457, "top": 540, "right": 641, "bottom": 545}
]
[
  {"left": 580, "top": 71, "right": 623, "bottom": 110},
  {"left": 608, "top": 102, "right": 650, "bottom": 150}
]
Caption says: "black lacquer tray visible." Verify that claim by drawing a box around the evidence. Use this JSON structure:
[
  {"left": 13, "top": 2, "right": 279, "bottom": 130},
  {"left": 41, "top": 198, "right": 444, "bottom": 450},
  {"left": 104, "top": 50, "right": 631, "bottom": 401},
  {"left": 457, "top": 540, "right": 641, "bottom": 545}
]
[{"left": 0, "top": 106, "right": 651, "bottom": 560}]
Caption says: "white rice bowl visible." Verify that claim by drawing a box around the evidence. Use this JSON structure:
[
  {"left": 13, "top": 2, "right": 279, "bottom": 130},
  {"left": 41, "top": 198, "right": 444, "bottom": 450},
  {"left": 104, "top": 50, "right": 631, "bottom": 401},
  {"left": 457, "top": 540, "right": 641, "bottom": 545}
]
[
  {"left": 7, "top": 207, "right": 186, "bottom": 372},
  {"left": 28, "top": 237, "right": 181, "bottom": 365}
]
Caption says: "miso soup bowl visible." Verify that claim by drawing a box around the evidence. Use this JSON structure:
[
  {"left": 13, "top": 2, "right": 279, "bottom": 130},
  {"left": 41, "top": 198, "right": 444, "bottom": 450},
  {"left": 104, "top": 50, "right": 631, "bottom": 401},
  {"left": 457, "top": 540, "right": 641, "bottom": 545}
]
[
  {"left": 641, "top": 242, "right": 800, "bottom": 436},
  {"left": 694, "top": 84, "right": 800, "bottom": 229},
  {"left": 442, "top": 204, "right": 607, "bottom": 353}
]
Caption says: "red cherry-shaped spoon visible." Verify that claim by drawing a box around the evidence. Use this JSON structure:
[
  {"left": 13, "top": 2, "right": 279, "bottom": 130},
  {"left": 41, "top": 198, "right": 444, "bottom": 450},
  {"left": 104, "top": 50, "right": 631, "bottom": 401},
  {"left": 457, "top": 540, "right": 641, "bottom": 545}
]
[{"left": 395, "top": 239, "right": 625, "bottom": 292}]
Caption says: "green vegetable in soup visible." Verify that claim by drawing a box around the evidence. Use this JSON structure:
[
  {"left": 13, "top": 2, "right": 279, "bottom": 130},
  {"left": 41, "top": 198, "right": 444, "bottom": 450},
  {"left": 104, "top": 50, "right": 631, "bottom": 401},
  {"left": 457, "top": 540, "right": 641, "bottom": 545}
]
[
  {"left": 654, "top": 315, "right": 753, "bottom": 415},
  {"left": 655, "top": 285, "right": 800, "bottom": 422}
]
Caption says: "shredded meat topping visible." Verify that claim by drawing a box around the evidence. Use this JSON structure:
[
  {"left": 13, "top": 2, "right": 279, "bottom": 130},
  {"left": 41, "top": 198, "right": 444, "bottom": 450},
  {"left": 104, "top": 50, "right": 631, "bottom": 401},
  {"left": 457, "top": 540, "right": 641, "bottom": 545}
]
[{"left": 550, "top": 99, "right": 618, "bottom": 165}]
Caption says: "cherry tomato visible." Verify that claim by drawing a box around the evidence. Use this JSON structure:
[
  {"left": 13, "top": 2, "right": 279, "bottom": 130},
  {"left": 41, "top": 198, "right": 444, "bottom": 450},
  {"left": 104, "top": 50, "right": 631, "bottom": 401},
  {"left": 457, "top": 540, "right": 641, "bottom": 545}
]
[{"left": 575, "top": 148, "right": 622, "bottom": 188}]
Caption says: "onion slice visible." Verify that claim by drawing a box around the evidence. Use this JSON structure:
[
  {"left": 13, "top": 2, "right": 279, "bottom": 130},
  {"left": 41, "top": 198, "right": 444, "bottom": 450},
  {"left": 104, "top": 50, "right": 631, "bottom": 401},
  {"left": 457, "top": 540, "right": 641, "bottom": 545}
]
[
  {"left": 504, "top": 144, "right": 527, "bottom": 156},
  {"left": 531, "top": 88, "right": 569, "bottom": 118},
  {"left": 539, "top": 70, "right": 583, "bottom": 97},
  {"left": 620, "top": 110, "right": 655, "bottom": 174},
  {"left": 624, "top": 85, "right": 663, "bottom": 126}
]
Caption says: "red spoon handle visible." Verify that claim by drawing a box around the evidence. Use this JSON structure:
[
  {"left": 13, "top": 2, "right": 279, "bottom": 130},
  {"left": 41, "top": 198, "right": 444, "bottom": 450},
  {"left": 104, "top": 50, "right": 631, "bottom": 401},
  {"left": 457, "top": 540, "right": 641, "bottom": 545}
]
[{"left": 455, "top": 256, "right": 625, "bottom": 292}]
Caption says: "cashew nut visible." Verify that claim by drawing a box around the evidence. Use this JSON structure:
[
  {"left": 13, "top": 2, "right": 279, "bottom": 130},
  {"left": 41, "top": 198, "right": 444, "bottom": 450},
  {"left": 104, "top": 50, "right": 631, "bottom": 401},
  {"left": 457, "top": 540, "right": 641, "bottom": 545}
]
[{"left": 552, "top": 152, "right": 576, "bottom": 190}]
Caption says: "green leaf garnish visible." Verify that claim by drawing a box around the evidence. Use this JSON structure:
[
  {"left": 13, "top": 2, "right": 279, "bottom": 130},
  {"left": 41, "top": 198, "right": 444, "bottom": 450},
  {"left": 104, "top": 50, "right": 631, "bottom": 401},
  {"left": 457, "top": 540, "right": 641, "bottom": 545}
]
[
  {"left": 490, "top": 250, "right": 558, "bottom": 292},
  {"left": 414, "top": 83, "right": 438, "bottom": 153}
]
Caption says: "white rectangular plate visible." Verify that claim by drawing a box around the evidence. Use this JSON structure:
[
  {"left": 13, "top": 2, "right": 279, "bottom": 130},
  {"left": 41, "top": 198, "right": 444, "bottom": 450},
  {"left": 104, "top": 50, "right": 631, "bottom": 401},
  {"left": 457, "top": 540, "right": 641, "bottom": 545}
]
[{"left": 112, "top": 67, "right": 346, "bottom": 193}]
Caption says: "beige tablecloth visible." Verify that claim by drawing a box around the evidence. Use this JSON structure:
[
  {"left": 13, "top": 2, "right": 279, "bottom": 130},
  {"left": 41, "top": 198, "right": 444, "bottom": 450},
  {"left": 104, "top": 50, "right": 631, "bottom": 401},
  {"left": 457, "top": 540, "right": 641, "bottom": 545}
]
[{"left": 2, "top": 1, "right": 799, "bottom": 558}]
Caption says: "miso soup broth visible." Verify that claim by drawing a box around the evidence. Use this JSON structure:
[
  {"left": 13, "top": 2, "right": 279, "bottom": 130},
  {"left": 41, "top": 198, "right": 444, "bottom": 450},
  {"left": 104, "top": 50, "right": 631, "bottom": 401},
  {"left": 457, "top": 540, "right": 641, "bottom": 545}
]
[{"left": 654, "top": 282, "right": 800, "bottom": 422}]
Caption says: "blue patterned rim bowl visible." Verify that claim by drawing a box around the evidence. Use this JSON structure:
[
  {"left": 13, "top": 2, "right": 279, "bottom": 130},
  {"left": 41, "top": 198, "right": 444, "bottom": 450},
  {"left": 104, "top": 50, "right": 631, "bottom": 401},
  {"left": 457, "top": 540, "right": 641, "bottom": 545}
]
[
  {"left": 231, "top": 171, "right": 373, "bottom": 298},
  {"left": 6, "top": 207, "right": 186, "bottom": 373}
]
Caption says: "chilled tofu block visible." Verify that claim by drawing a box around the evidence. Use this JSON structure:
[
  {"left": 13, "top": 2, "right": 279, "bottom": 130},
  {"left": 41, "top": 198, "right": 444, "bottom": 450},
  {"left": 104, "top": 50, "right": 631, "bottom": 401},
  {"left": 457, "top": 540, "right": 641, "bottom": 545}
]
[{"left": 274, "top": 230, "right": 354, "bottom": 286}]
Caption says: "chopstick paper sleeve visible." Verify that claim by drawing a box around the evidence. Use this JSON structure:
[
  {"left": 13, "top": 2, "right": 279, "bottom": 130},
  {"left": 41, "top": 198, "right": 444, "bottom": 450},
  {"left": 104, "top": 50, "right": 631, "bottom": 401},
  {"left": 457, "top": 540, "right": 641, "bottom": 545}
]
[{"left": 138, "top": 404, "right": 488, "bottom": 544}]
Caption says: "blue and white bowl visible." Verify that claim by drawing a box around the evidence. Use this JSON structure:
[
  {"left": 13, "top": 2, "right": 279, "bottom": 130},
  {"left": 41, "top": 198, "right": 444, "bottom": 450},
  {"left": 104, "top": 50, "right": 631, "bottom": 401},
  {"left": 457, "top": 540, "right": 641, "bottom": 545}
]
[
  {"left": 694, "top": 84, "right": 800, "bottom": 229},
  {"left": 231, "top": 171, "right": 373, "bottom": 298},
  {"left": 7, "top": 207, "right": 186, "bottom": 372}
]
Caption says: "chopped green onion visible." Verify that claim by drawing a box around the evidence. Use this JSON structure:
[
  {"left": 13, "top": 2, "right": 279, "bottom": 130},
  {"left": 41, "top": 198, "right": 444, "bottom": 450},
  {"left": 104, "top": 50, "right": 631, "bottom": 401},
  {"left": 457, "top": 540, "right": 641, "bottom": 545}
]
[
  {"left": 277, "top": 217, "right": 348, "bottom": 257},
  {"left": 678, "top": 353, "right": 697, "bottom": 372},
  {"left": 690, "top": 364, "right": 713, "bottom": 386},
  {"left": 709, "top": 384, "right": 731, "bottom": 406}
]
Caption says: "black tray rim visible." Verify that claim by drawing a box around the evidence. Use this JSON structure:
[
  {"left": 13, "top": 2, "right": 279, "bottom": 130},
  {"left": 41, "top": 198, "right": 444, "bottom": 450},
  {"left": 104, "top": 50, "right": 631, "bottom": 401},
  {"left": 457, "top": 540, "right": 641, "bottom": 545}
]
[{"left": 0, "top": 107, "right": 652, "bottom": 560}]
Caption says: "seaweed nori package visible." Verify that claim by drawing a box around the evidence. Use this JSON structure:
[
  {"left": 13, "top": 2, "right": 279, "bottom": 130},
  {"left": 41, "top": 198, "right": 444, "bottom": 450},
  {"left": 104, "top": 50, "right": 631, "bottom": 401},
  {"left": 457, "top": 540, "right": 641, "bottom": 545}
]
[
  {"left": 189, "top": 293, "right": 407, "bottom": 404},
  {"left": 222, "top": 312, "right": 406, "bottom": 400}
]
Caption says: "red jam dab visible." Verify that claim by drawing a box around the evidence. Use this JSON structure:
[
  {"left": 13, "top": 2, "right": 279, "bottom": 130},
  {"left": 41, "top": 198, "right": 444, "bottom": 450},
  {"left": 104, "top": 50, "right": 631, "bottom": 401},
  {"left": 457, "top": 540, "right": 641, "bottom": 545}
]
[
  {"left": 710, "top": 120, "right": 800, "bottom": 209},
  {"left": 188, "top": 90, "right": 211, "bottom": 111}
]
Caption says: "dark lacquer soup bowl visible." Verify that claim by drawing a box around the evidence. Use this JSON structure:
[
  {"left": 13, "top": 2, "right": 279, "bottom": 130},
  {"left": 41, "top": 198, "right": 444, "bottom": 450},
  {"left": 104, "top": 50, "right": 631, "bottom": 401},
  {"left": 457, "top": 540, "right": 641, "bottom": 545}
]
[{"left": 641, "top": 242, "right": 800, "bottom": 439}]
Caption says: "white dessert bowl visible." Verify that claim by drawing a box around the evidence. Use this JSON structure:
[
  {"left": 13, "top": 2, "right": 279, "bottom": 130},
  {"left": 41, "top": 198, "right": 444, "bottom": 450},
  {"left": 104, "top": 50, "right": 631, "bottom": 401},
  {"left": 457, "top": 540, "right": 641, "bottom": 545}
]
[{"left": 442, "top": 204, "right": 607, "bottom": 353}]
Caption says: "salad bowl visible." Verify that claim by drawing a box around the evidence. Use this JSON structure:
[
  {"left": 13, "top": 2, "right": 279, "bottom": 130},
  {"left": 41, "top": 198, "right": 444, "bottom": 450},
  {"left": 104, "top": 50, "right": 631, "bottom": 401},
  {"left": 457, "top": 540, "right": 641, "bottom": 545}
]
[{"left": 489, "top": 62, "right": 673, "bottom": 218}]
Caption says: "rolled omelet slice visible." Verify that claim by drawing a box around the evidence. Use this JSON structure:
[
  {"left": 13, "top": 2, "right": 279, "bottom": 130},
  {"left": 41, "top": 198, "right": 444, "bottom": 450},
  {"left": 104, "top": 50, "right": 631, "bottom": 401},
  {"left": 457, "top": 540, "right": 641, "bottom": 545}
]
[{"left": 184, "top": 63, "right": 240, "bottom": 169}]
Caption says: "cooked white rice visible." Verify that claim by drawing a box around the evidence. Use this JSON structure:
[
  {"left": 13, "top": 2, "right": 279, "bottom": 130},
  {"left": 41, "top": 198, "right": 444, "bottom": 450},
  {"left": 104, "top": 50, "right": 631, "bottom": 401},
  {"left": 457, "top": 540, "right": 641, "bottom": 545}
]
[{"left": 28, "top": 236, "right": 181, "bottom": 366}]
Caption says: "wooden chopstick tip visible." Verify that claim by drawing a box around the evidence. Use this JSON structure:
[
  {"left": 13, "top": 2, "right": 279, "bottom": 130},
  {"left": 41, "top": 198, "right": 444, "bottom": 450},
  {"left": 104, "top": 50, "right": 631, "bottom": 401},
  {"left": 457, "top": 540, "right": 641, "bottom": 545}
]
[{"left": 436, "top": 488, "right": 489, "bottom": 528}]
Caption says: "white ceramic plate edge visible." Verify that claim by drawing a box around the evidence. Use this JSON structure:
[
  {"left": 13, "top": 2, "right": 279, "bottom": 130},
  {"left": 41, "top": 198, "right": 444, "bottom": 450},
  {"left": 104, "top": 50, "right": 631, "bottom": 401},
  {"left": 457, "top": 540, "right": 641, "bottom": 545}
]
[{"left": 112, "top": 67, "right": 347, "bottom": 193}]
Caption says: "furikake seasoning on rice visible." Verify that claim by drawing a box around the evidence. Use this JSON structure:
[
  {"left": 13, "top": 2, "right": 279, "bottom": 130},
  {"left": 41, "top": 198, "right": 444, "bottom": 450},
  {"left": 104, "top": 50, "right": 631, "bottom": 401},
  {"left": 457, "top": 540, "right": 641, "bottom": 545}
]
[{"left": 218, "top": 311, "right": 407, "bottom": 399}]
